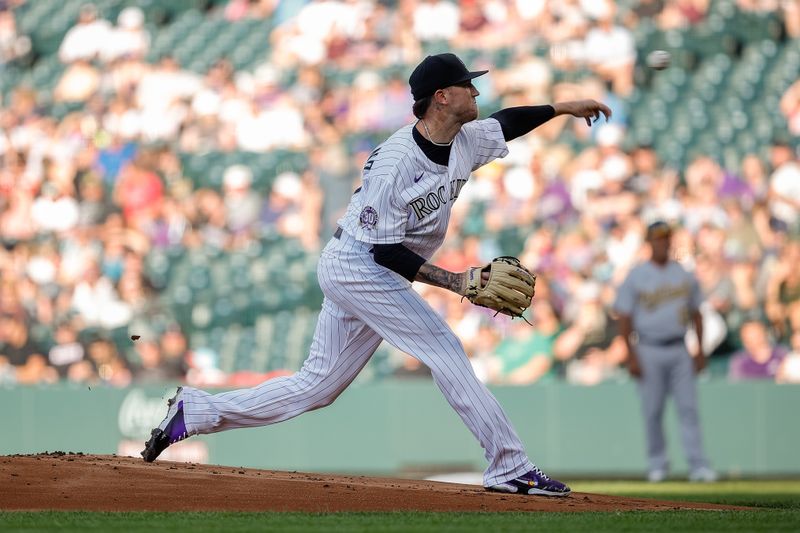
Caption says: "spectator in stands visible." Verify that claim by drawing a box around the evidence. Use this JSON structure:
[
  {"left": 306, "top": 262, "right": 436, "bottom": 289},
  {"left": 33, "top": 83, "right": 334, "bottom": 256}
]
[
  {"left": 132, "top": 339, "right": 178, "bottom": 383},
  {"left": 53, "top": 58, "right": 101, "bottom": 103},
  {"left": 58, "top": 3, "right": 112, "bottom": 64},
  {"left": 781, "top": 79, "right": 800, "bottom": 137},
  {"left": 723, "top": 256, "right": 763, "bottom": 348},
  {"left": 66, "top": 357, "right": 97, "bottom": 385},
  {"left": 721, "top": 197, "right": 762, "bottom": 261},
  {"left": 0, "top": 188, "right": 36, "bottom": 241},
  {"left": 159, "top": 324, "right": 189, "bottom": 379},
  {"left": 76, "top": 174, "right": 110, "bottom": 227},
  {"left": 70, "top": 261, "right": 131, "bottom": 329},
  {"left": 694, "top": 253, "right": 733, "bottom": 322},
  {"left": 490, "top": 300, "right": 561, "bottom": 385},
  {"left": 96, "top": 135, "right": 137, "bottom": 184},
  {"left": 85, "top": 336, "right": 131, "bottom": 387},
  {"left": 185, "top": 347, "right": 226, "bottom": 387},
  {"left": 543, "top": 2, "right": 589, "bottom": 70},
  {"left": 235, "top": 96, "right": 309, "bottom": 151},
  {"left": 0, "top": 7, "right": 30, "bottom": 68},
  {"left": 682, "top": 157, "right": 729, "bottom": 234},
  {"left": 259, "top": 169, "right": 322, "bottom": 250},
  {"left": 583, "top": 1, "right": 636, "bottom": 96},
  {"left": 554, "top": 281, "right": 627, "bottom": 385},
  {"left": 136, "top": 55, "right": 202, "bottom": 125},
  {"left": 0, "top": 313, "right": 44, "bottom": 368},
  {"left": 462, "top": 321, "right": 499, "bottom": 383},
  {"left": 657, "top": 0, "right": 708, "bottom": 29},
  {"left": 222, "top": 165, "right": 260, "bottom": 237},
  {"left": 739, "top": 154, "right": 770, "bottom": 206},
  {"left": 15, "top": 354, "right": 59, "bottom": 385},
  {"left": 103, "top": 6, "right": 149, "bottom": 63},
  {"left": 191, "top": 188, "right": 230, "bottom": 250},
  {"left": 149, "top": 197, "right": 188, "bottom": 249},
  {"left": 777, "top": 325, "right": 800, "bottom": 383},
  {"left": 768, "top": 141, "right": 800, "bottom": 232},
  {"left": 113, "top": 152, "right": 164, "bottom": 230},
  {"left": 765, "top": 240, "right": 800, "bottom": 341},
  {"left": 728, "top": 319, "right": 788, "bottom": 381},
  {"left": 412, "top": 0, "right": 461, "bottom": 43},
  {"left": 47, "top": 320, "right": 85, "bottom": 378},
  {"left": 783, "top": 0, "right": 800, "bottom": 38},
  {"left": 117, "top": 267, "right": 153, "bottom": 320}
]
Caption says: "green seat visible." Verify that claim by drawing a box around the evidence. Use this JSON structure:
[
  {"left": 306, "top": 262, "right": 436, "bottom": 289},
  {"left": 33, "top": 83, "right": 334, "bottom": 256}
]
[
  {"left": 191, "top": 301, "right": 213, "bottom": 330},
  {"left": 233, "top": 328, "right": 256, "bottom": 371},
  {"left": 217, "top": 326, "right": 240, "bottom": 373},
  {"left": 188, "top": 265, "right": 211, "bottom": 290},
  {"left": 208, "top": 327, "right": 226, "bottom": 352}
]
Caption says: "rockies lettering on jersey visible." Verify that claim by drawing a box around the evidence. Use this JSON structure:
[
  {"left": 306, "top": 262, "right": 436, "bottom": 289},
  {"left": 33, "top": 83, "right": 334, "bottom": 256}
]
[{"left": 408, "top": 179, "right": 468, "bottom": 220}]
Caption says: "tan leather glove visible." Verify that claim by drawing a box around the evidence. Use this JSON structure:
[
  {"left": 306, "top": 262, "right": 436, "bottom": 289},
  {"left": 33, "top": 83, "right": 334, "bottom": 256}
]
[{"left": 463, "top": 256, "right": 536, "bottom": 318}]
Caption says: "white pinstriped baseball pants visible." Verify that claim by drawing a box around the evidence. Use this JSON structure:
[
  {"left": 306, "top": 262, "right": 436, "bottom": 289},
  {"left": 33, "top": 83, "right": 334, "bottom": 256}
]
[{"left": 180, "top": 230, "right": 535, "bottom": 486}]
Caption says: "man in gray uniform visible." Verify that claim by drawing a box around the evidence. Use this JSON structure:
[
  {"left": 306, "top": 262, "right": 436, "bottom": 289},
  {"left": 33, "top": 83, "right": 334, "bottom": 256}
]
[{"left": 614, "top": 221, "right": 717, "bottom": 482}]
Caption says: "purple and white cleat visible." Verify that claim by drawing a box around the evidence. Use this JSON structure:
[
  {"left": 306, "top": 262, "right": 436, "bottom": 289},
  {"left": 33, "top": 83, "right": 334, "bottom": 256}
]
[
  {"left": 141, "top": 387, "right": 188, "bottom": 463},
  {"left": 488, "top": 467, "right": 571, "bottom": 497}
]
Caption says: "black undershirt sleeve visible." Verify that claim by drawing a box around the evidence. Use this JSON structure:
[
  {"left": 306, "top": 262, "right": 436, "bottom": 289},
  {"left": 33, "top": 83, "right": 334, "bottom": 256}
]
[
  {"left": 373, "top": 243, "right": 427, "bottom": 282},
  {"left": 490, "top": 105, "right": 555, "bottom": 141}
]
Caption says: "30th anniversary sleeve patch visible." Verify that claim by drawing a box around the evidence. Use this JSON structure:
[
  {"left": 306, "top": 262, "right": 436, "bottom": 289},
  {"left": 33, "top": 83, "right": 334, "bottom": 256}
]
[{"left": 359, "top": 206, "right": 378, "bottom": 230}]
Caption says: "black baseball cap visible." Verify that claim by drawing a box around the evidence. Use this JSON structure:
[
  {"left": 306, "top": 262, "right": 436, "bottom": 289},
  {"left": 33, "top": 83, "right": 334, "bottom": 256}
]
[
  {"left": 409, "top": 53, "right": 488, "bottom": 101},
  {"left": 646, "top": 221, "right": 672, "bottom": 239}
]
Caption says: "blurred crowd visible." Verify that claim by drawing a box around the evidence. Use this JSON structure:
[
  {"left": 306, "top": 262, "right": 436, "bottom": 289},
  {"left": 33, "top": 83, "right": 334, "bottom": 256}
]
[{"left": 1, "top": 0, "right": 799, "bottom": 388}]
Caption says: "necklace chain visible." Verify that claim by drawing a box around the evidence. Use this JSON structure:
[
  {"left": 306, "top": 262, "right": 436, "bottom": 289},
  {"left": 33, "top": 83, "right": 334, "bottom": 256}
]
[{"left": 420, "top": 119, "right": 453, "bottom": 147}]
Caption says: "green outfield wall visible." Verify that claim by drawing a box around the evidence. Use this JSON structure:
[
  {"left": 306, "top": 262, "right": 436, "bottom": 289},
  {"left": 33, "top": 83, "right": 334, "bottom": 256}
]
[{"left": 1, "top": 381, "right": 797, "bottom": 477}]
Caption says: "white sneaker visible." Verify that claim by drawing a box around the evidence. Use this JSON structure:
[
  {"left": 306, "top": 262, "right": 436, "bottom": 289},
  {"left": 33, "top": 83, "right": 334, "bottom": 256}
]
[
  {"left": 689, "top": 467, "right": 718, "bottom": 483},
  {"left": 647, "top": 469, "right": 667, "bottom": 483}
]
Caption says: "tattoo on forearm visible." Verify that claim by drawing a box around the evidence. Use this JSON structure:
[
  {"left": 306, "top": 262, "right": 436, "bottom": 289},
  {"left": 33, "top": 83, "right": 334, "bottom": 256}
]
[{"left": 415, "top": 263, "right": 465, "bottom": 294}]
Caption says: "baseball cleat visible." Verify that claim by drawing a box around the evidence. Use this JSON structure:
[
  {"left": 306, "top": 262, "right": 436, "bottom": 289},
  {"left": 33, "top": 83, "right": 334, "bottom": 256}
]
[
  {"left": 141, "top": 387, "right": 188, "bottom": 463},
  {"left": 488, "top": 467, "right": 571, "bottom": 497}
]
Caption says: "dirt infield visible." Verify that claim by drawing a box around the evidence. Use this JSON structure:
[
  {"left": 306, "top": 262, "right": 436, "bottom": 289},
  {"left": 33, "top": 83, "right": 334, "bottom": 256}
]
[{"left": 0, "top": 453, "right": 746, "bottom": 512}]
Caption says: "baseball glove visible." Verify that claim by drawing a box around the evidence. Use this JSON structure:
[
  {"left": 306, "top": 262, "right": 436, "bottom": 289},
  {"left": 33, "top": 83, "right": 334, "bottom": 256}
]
[{"left": 463, "top": 256, "right": 536, "bottom": 318}]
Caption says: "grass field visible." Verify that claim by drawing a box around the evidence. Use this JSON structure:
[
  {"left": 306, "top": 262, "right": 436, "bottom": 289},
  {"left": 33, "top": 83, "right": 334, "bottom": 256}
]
[{"left": 1, "top": 480, "right": 798, "bottom": 532}]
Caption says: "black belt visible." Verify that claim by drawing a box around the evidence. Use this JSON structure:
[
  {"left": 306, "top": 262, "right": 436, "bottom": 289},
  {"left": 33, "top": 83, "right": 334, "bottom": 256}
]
[{"left": 638, "top": 335, "right": 685, "bottom": 347}]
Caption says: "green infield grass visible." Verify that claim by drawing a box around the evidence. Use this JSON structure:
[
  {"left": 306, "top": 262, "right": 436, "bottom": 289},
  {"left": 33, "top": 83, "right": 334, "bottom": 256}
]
[
  {"left": 1, "top": 480, "right": 798, "bottom": 532},
  {"left": 570, "top": 479, "right": 800, "bottom": 509}
]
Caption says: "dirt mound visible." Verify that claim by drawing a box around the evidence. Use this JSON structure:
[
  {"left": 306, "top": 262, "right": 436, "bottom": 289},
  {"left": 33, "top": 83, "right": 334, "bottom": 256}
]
[{"left": 0, "top": 453, "right": 745, "bottom": 512}]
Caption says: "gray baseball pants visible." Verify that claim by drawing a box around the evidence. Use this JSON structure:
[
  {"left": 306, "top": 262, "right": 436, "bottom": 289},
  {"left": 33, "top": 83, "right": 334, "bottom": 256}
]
[{"left": 636, "top": 342, "right": 711, "bottom": 473}]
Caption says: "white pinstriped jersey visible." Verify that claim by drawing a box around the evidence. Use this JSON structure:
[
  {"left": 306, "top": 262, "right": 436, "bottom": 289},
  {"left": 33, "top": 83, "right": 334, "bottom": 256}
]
[{"left": 338, "top": 118, "right": 508, "bottom": 260}]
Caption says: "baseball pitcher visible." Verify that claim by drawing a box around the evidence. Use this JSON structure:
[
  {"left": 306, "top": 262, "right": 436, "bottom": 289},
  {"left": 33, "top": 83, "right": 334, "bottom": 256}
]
[{"left": 143, "top": 53, "right": 611, "bottom": 496}]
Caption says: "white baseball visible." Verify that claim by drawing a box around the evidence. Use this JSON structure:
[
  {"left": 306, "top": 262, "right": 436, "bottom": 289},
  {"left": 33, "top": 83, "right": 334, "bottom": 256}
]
[{"left": 646, "top": 50, "right": 671, "bottom": 70}]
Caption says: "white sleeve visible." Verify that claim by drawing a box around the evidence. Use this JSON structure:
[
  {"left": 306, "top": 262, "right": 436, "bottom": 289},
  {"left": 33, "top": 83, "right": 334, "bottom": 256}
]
[
  {"left": 462, "top": 118, "right": 509, "bottom": 171},
  {"left": 349, "top": 170, "right": 408, "bottom": 244}
]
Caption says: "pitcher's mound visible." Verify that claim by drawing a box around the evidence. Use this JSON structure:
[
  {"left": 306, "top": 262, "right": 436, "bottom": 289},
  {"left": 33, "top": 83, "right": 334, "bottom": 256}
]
[{"left": 0, "top": 453, "right": 744, "bottom": 512}]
